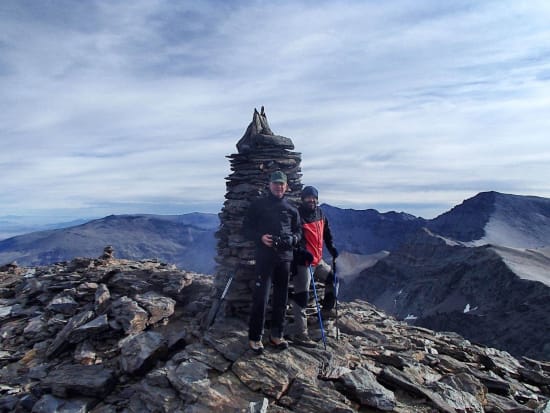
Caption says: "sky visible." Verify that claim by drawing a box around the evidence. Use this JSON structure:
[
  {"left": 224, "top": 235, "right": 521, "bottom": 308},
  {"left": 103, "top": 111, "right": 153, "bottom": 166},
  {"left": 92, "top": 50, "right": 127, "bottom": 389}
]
[{"left": 1, "top": 0, "right": 550, "bottom": 225}]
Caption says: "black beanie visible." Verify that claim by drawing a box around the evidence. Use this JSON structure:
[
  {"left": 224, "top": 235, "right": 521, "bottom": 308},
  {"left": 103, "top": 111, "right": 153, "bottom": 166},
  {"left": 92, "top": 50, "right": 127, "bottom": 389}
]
[{"left": 301, "top": 186, "right": 318, "bottom": 199}]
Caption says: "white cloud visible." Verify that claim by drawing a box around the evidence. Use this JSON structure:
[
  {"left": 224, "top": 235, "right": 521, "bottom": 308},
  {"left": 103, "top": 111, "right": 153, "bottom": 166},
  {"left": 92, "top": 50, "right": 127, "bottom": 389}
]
[{"left": 1, "top": 0, "right": 550, "bottom": 221}]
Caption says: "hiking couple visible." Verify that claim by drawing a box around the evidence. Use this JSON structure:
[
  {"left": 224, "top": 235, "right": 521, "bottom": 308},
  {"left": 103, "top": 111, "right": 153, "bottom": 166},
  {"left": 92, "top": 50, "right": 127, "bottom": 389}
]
[{"left": 243, "top": 170, "right": 338, "bottom": 354}]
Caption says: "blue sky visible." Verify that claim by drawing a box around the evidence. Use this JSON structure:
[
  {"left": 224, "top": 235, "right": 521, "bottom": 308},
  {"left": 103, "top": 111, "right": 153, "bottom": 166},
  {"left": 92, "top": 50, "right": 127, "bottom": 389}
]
[{"left": 1, "top": 0, "right": 550, "bottom": 224}]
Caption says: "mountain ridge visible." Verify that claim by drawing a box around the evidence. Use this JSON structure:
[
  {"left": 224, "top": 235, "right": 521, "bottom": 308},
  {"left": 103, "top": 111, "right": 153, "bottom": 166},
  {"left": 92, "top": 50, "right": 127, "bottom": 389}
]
[
  {"left": 0, "top": 213, "right": 218, "bottom": 273},
  {"left": 1, "top": 191, "right": 549, "bottom": 360},
  {"left": 2, "top": 190, "right": 550, "bottom": 272}
]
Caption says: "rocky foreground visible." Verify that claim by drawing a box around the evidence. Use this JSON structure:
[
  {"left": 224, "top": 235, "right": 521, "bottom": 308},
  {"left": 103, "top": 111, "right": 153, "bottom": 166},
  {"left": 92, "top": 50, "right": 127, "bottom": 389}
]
[{"left": 0, "top": 255, "right": 549, "bottom": 412}]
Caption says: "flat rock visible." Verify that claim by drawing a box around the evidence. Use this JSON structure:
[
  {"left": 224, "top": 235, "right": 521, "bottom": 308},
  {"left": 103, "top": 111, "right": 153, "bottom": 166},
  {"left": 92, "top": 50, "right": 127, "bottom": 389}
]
[
  {"left": 203, "top": 318, "right": 249, "bottom": 362},
  {"left": 167, "top": 359, "right": 210, "bottom": 403},
  {"left": 485, "top": 392, "right": 535, "bottom": 413},
  {"left": 282, "top": 378, "right": 356, "bottom": 413},
  {"left": 232, "top": 346, "right": 320, "bottom": 399},
  {"left": 46, "top": 295, "right": 79, "bottom": 315},
  {"left": 31, "top": 394, "right": 94, "bottom": 413},
  {"left": 42, "top": 364, "right": 116, "bottom": 398},
  {"left": 68, "top": 314, "right": 110, "bottom": 344},
  {"left": 177, "top": 342, "right": 231, "bottom": 372},
  {"left": 340, "top": 366, "right": 396, "bottom": 411}
]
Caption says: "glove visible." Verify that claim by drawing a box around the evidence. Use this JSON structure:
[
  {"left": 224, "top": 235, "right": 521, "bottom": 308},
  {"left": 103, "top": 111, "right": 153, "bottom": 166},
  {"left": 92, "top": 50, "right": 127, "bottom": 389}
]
[
  {"left": 300, "top": 249, "right": 314, "bottom": 265},
  {"left": 329, "top": 246, "right": 339, "bottom": 259}
]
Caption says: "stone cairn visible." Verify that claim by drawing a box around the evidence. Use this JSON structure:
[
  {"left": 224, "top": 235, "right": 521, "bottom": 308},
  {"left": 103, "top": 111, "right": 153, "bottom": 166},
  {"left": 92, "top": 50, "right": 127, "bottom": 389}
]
[
  {"left": 100, "top": 245, "right": 114, "bottom": 260},
  {"left": 214, "top": 107, "right": 302, "bottom": 321}
]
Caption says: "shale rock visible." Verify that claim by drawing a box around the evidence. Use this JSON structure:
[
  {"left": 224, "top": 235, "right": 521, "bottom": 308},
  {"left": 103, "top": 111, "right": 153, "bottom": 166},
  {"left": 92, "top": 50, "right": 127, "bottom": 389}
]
[
  {"left": 0, "top": 256, "right": 549, "bottom": 412},
  {"left": 340, "top": 366, "right": 396, "bottom": 410},
  {"left": 42, "top": 364, "right": 116, "bottom": 398}
]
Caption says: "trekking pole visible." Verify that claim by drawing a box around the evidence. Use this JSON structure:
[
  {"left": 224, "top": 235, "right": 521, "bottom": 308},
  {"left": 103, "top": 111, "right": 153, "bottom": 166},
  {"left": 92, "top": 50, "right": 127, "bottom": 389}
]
[
  {"left": 332, "top": 257, "right": 339, "bottom": 341},
  {"left": 206, "top": 272, "right": 234, "bottom": 328},
  {"left": 308, "top": 265, "right": 327, "bottom": 350}
]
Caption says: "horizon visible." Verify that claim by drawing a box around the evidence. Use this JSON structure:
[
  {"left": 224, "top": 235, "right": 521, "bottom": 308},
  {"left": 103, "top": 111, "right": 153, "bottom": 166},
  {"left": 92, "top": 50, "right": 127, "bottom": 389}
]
[
  {"left": 2, "top": 1, "right": 550, "bottom": 222},
  {"left": 2, "top": 189, "right": 549, "bottom": 241}
]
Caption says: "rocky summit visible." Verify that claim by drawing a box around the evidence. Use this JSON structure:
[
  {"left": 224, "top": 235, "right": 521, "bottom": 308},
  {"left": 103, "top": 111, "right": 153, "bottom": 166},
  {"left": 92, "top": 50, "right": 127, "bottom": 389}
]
[{"left": 1, "top": 250, "right": 549, "bottom": 412}]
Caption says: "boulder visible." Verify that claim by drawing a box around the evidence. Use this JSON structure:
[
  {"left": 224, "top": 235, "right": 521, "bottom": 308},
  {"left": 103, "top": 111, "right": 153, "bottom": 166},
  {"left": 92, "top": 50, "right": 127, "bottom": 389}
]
[
  {"left": 119, "top": 331, "right": 167, "bottom": 375},
  {"left": 134, "top": 291, "right": 175, "bottom": 324},
  {"left": 109, "top": 296, "right": 148, "bottom": 334}
]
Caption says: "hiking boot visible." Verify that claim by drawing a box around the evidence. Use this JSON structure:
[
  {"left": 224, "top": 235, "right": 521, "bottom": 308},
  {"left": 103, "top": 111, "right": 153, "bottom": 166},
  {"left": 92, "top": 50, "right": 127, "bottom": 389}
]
[
  {"left": 269, "top": 336, "right": 289, "bottom": 350},
  {"left": 291, "top": 333, "right": 317, "bottom": 348},
  {"left": 249, "top": 340, "right": 264, "bottom": 354},
  {"left": 321, "top": 292, "right": 335, "bottom": 311}
]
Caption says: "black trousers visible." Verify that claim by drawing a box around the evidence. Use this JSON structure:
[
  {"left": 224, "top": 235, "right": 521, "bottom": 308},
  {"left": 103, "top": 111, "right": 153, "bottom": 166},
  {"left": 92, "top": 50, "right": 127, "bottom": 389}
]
[{"left": 248, "top": 259, "right": 290, "bottom": 341}]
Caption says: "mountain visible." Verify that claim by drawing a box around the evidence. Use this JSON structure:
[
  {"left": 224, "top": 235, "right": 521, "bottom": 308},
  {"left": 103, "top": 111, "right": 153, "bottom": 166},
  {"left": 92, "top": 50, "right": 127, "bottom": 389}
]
[
  {"left": 1, "top": 258, "right": 549, "bottom": 412},
  {"left": 427, "top": 191, "right": 550, "bottom": 247},
  {"left": 342, "top": 192, "right": 550, "bottom": 360},
  {"left": 0, "top": 205, "right": 427, "bottom": 274},
  {"left": 0, "top": 213, "right": 218, "bottom": 274},
  {"left": 321, "top": 204, "right": 426, "bottom": 255}
]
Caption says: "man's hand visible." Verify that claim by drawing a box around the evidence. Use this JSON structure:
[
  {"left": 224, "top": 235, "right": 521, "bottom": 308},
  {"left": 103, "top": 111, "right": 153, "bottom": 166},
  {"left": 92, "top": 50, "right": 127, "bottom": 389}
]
[{"left": 261, "top": 234, "right": 273, "bottom": 247}]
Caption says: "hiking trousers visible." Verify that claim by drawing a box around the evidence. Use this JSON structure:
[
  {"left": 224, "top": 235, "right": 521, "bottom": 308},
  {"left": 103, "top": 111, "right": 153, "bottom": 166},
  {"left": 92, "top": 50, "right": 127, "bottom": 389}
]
[
  {"left": 248, "top": 259, "right": 291, "bottom": 341},
  {"left": 290, "top": 259, "right": 333, "bottom": 335}
]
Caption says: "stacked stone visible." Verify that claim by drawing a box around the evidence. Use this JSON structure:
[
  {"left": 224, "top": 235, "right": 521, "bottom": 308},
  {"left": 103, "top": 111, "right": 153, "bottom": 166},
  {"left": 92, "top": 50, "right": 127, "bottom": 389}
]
[{"left": 214, "top": 107, "right": 302, "bottom": 320}]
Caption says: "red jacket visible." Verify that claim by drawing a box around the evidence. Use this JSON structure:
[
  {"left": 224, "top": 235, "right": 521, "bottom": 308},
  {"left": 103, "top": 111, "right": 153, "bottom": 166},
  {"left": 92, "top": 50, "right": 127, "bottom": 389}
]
[{"left": 298, "top": 205, "right": 336, "bottom": 266}]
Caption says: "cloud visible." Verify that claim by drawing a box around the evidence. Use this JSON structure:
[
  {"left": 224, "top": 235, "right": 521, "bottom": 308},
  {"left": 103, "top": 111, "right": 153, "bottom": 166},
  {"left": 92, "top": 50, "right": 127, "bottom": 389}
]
[{"left": 1, "top": 0, "right": 550, "bottom": 222}]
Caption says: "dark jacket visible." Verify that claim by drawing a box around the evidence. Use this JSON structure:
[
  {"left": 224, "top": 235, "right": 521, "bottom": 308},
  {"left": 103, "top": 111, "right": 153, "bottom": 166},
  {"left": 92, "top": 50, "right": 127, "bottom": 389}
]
[
  {"left": 243, "top": 193, "right": 302, "bottom": 262},
  {"left": 298, "top": 205, "right": 336, "bottom": 266}
]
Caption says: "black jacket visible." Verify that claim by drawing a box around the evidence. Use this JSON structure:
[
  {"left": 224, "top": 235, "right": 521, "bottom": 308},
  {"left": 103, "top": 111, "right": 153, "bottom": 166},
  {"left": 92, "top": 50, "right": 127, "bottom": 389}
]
[{"left": 243, "top": 193, "right": 302, "bottom": 262}]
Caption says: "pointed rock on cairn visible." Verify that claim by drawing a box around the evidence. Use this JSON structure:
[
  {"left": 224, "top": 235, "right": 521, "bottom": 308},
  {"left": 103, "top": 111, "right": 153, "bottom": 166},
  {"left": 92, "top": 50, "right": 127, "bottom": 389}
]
[{"left": 213, "top": 107, "right": 302, "bottom": 322}]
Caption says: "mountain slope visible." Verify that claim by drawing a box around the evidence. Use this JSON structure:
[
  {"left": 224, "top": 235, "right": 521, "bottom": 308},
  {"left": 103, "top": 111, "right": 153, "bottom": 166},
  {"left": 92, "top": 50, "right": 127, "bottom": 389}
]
[
  {"left": 0, "top": 213, "right": 218, "bottom": 273},
  {"left": 341, "top": 228, "right": 550, "bottom": 360},
  {"left": 428, "top": 191, "right": 550, "bottom": 246}
]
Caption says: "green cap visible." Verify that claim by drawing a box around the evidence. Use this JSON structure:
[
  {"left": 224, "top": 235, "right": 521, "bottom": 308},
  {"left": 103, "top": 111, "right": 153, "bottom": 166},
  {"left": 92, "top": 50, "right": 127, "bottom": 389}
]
[{"left": 270, "top": 170, "right": 287, "bottom": 183}]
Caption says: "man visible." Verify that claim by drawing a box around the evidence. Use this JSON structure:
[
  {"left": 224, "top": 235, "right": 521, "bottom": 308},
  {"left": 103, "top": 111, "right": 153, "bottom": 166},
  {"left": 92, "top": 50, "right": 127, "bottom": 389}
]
[
  {"left": 290, "top": 185, "right": 338, "bottom": 347},
  {"left": 243, "top": 170, "right": 302, "bottom": 354}
]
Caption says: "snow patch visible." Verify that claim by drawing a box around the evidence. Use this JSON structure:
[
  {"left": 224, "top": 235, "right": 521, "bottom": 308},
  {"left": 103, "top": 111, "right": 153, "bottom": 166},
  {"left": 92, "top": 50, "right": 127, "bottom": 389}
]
[
  {"left": 404, "top": 314, "right": 417, "bottom": 321},
  {"left": 463, "top": 304, "right": 478, "bottom": 313},
  {"left": 475, "top": 195, "right": 550, "bottom": 248},
  {"left": 423, "top": 228, "right": 461, "bottom": 246},
  {"left": 491, "top": 245, "right": 550, "bottom": 287}
]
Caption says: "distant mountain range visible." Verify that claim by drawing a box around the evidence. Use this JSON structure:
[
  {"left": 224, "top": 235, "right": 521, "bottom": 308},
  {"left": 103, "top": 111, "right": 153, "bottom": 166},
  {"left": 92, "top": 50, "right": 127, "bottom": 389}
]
[
  {"left": 0, "top": 217, "right": 93, "bottom": 240},
  {"left": 1, "top": 191, "right": 549, "bottom": 359},
  {"left": 0, "top": 213, "right": 218, "bottom": 274}
]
